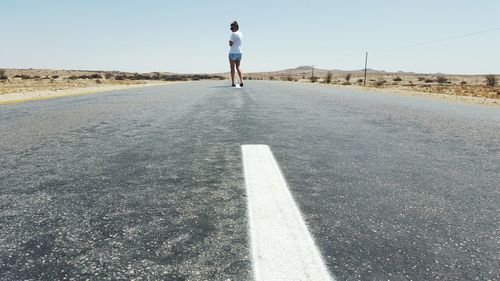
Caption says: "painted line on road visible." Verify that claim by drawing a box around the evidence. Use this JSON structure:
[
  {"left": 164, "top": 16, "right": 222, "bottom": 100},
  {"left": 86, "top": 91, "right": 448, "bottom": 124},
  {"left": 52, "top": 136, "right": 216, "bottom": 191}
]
[{"left": 242, "top": 145, "right": 334, "bottom": 281}]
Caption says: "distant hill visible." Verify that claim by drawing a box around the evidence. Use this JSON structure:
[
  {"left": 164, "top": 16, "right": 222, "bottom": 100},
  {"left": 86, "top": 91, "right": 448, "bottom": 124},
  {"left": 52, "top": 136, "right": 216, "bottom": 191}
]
[
  {"left": 238, "top": 66, "right": 390, "bottom": 80},
  {"left": 238, "top": 66, "right": 484, "bottom": 80}
]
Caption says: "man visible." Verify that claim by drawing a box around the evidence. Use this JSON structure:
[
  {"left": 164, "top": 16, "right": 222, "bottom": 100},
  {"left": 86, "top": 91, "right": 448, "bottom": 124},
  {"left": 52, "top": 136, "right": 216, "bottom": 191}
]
[{"left": 229, "top": 21, "right": 243, "bottom": 87}]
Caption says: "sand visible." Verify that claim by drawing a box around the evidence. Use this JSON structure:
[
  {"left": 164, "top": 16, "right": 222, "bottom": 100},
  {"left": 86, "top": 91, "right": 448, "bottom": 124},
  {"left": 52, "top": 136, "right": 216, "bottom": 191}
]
[
  {"left": 0, "top": 81, "right": 173, "bottom": 105},
  {"left": 322, "top": 83, "right": 500, "bottom": 107}
]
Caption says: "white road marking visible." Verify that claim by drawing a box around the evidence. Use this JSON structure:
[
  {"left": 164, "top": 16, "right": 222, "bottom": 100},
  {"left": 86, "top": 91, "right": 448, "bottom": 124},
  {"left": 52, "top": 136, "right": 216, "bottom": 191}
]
[{"left": 242, "top": 145, "right": 334, "bottom": 281}]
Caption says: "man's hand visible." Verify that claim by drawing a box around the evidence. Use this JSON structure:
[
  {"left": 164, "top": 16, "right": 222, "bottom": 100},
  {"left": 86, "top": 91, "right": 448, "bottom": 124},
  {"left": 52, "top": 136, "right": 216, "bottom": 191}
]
[{"left": 229, "top": 41, "right": 234, "bottom": 46}]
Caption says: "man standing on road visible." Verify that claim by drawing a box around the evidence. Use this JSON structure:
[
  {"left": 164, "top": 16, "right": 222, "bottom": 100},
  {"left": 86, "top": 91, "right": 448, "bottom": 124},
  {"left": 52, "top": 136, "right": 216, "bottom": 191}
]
[{"left": 229, "top": 21, "right": 244, "bottom": 87}]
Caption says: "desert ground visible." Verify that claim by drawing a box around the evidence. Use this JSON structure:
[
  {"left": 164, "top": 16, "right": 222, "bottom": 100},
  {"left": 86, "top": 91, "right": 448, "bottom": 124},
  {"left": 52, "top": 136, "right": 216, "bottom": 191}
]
[
  {"left": 1, "top": 67, "right": 499, "bottom": 106},
  {"left": 243, "top": 66, "right": 500, "bottom": 106},
  {"left": 0, "top": 69, "right": 223, "bottom": 104}
]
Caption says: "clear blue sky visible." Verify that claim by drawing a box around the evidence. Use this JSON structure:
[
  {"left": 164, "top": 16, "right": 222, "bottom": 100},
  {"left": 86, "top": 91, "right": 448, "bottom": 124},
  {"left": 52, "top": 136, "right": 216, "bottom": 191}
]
[{"left": 1, "top": 0, "right": 499, "bottom": 74}]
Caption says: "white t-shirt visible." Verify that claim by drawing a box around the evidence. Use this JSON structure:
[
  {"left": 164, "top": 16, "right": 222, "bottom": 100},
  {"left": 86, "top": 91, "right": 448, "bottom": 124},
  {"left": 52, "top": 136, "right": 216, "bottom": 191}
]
[{"left": 229, "top": 31, "right": 243, "bottom": 54}]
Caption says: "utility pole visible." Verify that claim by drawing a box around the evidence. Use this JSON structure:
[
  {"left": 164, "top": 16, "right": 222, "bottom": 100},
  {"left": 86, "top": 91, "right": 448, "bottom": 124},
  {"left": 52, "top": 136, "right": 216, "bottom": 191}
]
[
  {"left": 312, "top": 65, "right": 315, "bottom": 81},
  {"left": 364, "top": 52, "right": 368, "bottom": 86}
]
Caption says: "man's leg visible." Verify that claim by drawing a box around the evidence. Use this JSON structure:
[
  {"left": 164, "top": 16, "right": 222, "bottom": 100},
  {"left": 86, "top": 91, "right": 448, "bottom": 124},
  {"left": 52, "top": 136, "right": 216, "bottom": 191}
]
[
  {"left": 236, "top": 60, "right": 243, "bottom": 86},
  {"left": 230, "top": 60, "right": 236, "bottom": 86}
]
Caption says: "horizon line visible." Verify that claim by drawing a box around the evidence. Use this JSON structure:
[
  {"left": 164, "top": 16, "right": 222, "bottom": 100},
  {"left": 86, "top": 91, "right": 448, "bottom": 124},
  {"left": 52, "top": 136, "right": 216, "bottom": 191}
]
[{"left": 2, "top": 66, "right": 499, "bottom": 76}]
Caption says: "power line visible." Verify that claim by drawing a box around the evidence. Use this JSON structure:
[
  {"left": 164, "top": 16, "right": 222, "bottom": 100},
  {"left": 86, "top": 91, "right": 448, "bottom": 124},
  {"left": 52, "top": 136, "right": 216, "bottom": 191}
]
[{"left": 379, "top": 27, "right": 500, "bottom": 53}]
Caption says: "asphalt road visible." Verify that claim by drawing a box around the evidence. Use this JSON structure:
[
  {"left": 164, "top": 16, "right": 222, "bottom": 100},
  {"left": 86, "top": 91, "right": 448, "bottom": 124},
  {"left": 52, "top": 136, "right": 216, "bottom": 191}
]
[{"left": 1, "top": 81, "right": 499, "bottom": 280}]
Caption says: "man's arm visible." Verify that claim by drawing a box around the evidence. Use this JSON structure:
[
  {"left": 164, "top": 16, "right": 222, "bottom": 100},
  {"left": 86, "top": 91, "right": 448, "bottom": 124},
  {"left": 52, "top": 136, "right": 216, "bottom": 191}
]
[{"left": 229, "top": 33, "right": 236, "bottom": 46}]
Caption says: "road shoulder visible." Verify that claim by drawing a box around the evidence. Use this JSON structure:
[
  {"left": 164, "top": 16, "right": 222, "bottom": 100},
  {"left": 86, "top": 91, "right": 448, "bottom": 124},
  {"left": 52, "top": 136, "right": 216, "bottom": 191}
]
[
  {"left": 299, "top": 82, "right": 500, "bottom": 107},
  {"left": 0, "top": 82, "right": 181, "bottom": 105}
]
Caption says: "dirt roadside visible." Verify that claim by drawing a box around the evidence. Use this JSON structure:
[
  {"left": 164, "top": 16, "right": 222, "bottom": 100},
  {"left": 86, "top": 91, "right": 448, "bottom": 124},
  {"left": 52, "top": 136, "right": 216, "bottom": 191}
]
[{"left": 0, "top": 81, "right": 177, "bottom": 105}]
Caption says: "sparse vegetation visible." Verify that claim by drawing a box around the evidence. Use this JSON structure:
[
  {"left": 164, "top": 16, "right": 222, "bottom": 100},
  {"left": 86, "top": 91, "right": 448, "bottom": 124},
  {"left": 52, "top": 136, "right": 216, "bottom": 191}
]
[
  {"left": 69, "top": 74, "right": 102, "bottom": 80},
  {"left": 13, "top": 74, "right": 32, "bottom": 79},
  {"left": 163, "top": 74, "right": 223, "bottom": 81},
  {"left": 0, "top": 69, "right": 225, "bottom": 99},
  {"left": 114, "top": 74, "right": 126, "bottom": 81},
  {"left": 375, "top": 79, "right": 387, "bottom": 87},
  {"left": 2, "top": 68, "right": 499, "bottom": 103},
  {"left": 324, "top": 71, "right": 332, "bottom": 84},
  {"left": 310, "top": 76, "right": 318, "bottom": 83},
  {"left": 436, "top": 76, "right": 448, "bottom": 84},
  {"left": 345, "top": 73, "right": 352, "bottom": 82},
  {"left": 67, "top": 72, "right": 223, "bottom": 82},
  {"left": 485, "top": 75, "right": 497, "bottom": 88},
  {"left": 0, "top": 69, "right": 7, "bottom": 80}
]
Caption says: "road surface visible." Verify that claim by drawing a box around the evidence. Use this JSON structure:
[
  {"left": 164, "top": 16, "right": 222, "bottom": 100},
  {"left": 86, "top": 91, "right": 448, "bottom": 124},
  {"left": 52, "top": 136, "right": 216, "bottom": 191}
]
[{"left": 1, "top": 81, "right": 499, "bottom": 280}]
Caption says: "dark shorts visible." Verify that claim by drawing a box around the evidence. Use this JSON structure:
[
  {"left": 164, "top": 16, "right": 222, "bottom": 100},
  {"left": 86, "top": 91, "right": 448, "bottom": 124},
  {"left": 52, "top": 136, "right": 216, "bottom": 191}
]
[{"left": 229, "top": 53, "right": 242, "bottom": 62}]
